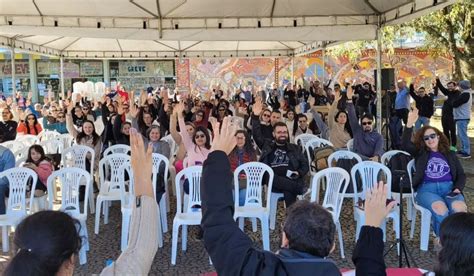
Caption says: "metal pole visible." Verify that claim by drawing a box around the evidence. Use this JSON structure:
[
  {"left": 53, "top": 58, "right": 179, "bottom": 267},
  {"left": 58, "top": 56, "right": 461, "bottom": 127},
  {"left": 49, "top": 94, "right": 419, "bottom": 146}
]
[
  {"left": 291, "top": 57, "right": 294, "bottom": 85},
  {"left": 29, "top": 55, "right": 38, "bottom": 103},
  {"left": 322, "top": 47, "right": 326, "bottom": 82},
  {"left": 376, "top": 24, "right": 383, "bottom": 134},
  {"left": 60, "top": 56, "right": 65, "bottom": 99},
  {"left": 10, "top": 47, "right": 16, "bottom": 96}
]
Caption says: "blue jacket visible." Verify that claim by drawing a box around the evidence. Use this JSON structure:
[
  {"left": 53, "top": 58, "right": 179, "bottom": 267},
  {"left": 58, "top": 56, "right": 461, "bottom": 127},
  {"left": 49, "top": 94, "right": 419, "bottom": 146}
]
[
  {"left": 43, "top": 118, "right": 68, "bottom": 134},
  {"left": 0, "top": 146, "right": 15, "bottom": 187}
]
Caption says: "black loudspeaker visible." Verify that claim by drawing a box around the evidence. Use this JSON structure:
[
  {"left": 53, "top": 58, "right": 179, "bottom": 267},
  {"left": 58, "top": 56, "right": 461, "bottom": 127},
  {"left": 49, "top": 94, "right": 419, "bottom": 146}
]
[{"left": 374, "top": 68, "right": 395, "bottom": 91}]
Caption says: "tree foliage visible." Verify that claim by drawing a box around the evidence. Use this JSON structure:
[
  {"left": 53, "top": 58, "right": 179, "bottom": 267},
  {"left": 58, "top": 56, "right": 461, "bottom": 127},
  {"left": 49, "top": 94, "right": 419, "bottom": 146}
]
[{"left": 327, "top": 0, "right": 473, "bottom": 81}]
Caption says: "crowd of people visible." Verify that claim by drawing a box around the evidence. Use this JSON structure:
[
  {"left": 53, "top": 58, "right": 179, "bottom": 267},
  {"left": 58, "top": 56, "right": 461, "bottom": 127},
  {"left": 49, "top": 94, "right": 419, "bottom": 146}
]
[{"left": 0, "top": 75, "right": 472, "bottom": 275}]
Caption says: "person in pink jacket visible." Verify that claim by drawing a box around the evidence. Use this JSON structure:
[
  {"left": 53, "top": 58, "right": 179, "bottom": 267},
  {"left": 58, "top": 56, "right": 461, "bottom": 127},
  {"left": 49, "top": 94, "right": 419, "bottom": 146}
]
[{"left": 23, "top": 145, "right": 53, "bottom": 196}]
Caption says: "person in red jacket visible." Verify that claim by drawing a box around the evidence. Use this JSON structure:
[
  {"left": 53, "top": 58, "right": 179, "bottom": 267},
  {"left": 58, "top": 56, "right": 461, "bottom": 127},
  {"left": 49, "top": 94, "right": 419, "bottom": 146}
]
[
  {"left": 22, "top": 145, "right": 53, "bottom": 196},
  {"left": 17, "top": 114, "right": 42, "bottom": 135}
]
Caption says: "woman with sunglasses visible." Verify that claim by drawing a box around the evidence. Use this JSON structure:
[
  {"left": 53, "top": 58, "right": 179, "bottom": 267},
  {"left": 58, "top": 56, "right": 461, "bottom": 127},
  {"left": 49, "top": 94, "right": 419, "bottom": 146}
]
[
  {"left": 402, "top": 107, "right": 467, "bottom": 245},
  {"left": 43, "top": 111, "right": 68, "bottom": 134},
  {"left": 17, "top": 113, "right": 42, "bottom": 136}
]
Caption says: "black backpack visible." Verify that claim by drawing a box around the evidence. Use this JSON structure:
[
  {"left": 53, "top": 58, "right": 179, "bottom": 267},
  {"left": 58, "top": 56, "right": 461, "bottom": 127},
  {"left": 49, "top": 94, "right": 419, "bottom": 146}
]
[
  {"left": 386, "top": 153, "right": 412, "bottom": 193},
  {"left": 335, "top": 158, "right": 361, "bottom": 193}
]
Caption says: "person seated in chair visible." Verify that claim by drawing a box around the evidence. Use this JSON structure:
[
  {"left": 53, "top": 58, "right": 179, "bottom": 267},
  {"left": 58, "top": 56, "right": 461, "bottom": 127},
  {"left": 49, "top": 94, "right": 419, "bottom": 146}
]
[
  {"left": 251, "top": 98, "right": 308, "bottom": 207},
  {"left": 346, "top": 85, "right": 384, "bottom": 161}
]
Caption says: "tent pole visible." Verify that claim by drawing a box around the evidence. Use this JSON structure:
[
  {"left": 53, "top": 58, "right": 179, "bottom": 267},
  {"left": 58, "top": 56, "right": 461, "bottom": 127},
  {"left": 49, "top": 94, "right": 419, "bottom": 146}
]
[
  {"left": 10, "top": 47, "right": 16, "bottom": 96},
  {"left": 322, "top": 47, "right": 326, "bottom": 82},
  {"left": 291, "top": 57, "right": 294, "bottom": 85},
  {"left": 376, "top": 24, "right": 382, "bottom": 134},
  {"left": 60, "top": 56, "right": 65, "bottom": 99}
]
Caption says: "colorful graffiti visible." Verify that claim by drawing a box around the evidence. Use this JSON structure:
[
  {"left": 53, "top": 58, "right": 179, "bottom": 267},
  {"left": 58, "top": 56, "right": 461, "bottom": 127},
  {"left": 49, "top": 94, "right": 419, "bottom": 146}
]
[{"left": 188, "top": 49, "right": 453, "bottom": 92}]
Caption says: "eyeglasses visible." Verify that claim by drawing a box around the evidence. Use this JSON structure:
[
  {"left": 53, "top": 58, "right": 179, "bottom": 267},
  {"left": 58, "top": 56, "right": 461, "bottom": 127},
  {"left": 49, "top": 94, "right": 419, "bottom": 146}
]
[
  {"left": 362, "top": 121, "right": 372, "bottom": 126},
  {"left": 423, "top": 133, "right": 437, "bottom": 141},
  {"left": 195, "top": 134, "right": 205, "bottom": 139},
  {"left": 262, "top": 114, "right": 270, "bottom": 118}
]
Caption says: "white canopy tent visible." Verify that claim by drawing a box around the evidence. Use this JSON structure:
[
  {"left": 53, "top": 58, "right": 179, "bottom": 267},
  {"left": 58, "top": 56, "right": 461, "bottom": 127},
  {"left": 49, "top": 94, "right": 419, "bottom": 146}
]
[{"left": 0, "top": 0, "right": 456, "bottom": 129}]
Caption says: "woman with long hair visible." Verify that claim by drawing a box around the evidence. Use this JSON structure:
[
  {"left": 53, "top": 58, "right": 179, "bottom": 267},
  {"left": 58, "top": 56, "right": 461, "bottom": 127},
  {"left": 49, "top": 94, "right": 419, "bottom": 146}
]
[
  {"left": 22, "top": 145, "right": 53, "bottom": 195},
  {"left": 228, "top": 130, "right": 257, "bottom": 206},
  {"left": 4, "top": 129, "right": 159, "bottom": 276},
  {"left": 402, "top": 108, "right": 467, "bottom": 243},
  {"left": 17, "top": 113, "right": 42, "bottom": 136}
]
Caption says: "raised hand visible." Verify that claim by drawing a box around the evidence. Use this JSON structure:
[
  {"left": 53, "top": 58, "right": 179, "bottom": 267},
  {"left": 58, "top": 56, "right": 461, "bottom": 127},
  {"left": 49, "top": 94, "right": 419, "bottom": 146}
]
[
  {"left": 346, "top": 85, "right": 354, "bottom": 100},
  {"left": 211, "top": 116, "right": 238, "bottom": 155},
  {"left": 130, "top": 128, "right": 153, "bottom": 197},
  {"left": 364, "top": 182, "right": 397, "bottom": 228},
  {"left": 129, "top": 103, "right": 139, "bottom": 118},
  {"left": 406, "top": 107, "right": 419, "bottom": 128},
  {"left": 174, "top": 101, "right": 185, "bottom": 118},
  {"left": 252, "top": 97, "right": 263, "bottom": 116}
]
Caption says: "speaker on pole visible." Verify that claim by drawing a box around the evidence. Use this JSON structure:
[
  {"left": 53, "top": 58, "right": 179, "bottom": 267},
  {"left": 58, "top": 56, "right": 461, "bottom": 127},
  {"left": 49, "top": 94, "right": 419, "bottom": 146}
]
[{"left": 374, "top": 68, "right": 395, "bottom": 90}]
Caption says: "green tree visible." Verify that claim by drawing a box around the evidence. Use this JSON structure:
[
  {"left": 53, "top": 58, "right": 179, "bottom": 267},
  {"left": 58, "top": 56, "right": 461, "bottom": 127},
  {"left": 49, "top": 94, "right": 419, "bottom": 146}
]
[{"left": 327, "top": 0, "right": 473, "bottom": 82}]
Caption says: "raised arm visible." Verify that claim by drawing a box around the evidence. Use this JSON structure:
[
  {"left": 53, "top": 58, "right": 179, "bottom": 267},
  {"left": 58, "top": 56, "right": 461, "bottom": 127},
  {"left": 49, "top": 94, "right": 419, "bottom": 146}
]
[
  {"left": 175, "top": 102, "right": 194, "bottom": 151},
  {"left": 435, "top": 77, "right": 449, "bottom": 96},
  {"left": 401, "top": 108, "right": 419, "bottom": 156},
  {"left": 101, "top": 129, "right": 158, "bottom": 275},
  {"left": 408, "top": 84, "right": 419, "bottom": 102},
  {"left": 250, "top": 98, "right": 265, "bottom": 149},
  {"left": 66, "top": 101, "right": 78, "bottom": 138},
  {"left": 309, "top": 108, "right": 329, "bottom": 140},
  {"left": 169, "top": 109, "right": 182, "bottom": 145},
  {"left": 346, "top": 87, "right": 361, "bottom": 136}
]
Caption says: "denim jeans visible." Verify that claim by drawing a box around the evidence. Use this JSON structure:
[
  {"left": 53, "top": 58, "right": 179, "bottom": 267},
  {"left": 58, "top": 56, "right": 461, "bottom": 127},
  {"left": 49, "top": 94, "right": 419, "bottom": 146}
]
[
  {"left": 456, "top": 119, "right": 470, "bottom": 154},
  {"left": 389, "top": 115, "right": 402, "bottom": 149},
  {"left": 415, "top": 181, "right": 465, "bottom": 236},
  {"left": 414, "top": 117, "right": 430, "bottom": 132},
  {"left": 0, "top": 183, "right": 8, "bottom": 214}
]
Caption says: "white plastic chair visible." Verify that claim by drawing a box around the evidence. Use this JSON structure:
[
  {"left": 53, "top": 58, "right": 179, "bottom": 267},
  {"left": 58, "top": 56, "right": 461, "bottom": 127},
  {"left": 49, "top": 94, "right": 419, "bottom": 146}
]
[
  {"left": 1, "top": 140, "right": 26, "bottom": 158},
  {"left": 269, "top": 192, "right": 285, "bottom": 230},
  {"left": 17, "top": 134, "right": 39, "bottom": 146},
  {"left": 327, "top": 150, "right": 363, "bottom": 205},
  {"left": 95, "top": 153, "right": 130, "bottom": 234},
  {"left": 152, "top": 153, "right": 170, "bottom": 233},
  {"left": 0, "top": 167, "right": 37, "bottom": 252},
  {"left": 40, "top": 139, "right": 64, "bottom": 155},
  {"left": 233, "top": 162, "right": 274, "bottom": 251},
  {"left": 294, "top": 133, "right": 318, "bottom": 152},
  {"left": 351, "top": 161, "right": 400, "bottom": 247},
  {"left": 103, "top": 144, "right": 131, "bottom": 156},
  {"left": 407, "top": 160, "right": 432, "bottom": 251},
  {"left": 381, "top": 150, "right": 413, "bottom": 220},
  {"left": 62, "top": 145, "right": 96, "bottom": 214},
  {"left": 58, "top": 133, "right": 74, "bottom": 150},
  {"left": 310, "top": 167, "right": 350, "bottom": 258},
  {"left": 15, "top": 156, "right": 27, "bottom": 167},
  {"left": 171, "top": 166, "right": 203, "bottom": 265},
  {"left": 161, "top": 135, "right": 178, "bottom": 197},
  {"left": 38, "top": 130, "right": 60, "bottom": 142},
  {"left": 47, "top": 168, "right": 91, "bottom": 264},
  {"left": 346, "top": 139, "right": 354, "bottom": 151},
  {"left": 119, "top": 164, "right": 164, "bottom": 251}
]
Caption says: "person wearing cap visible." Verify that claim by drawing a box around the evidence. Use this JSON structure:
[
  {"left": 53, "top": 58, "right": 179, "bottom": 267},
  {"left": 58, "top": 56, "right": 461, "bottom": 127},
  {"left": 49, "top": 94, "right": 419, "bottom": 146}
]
[{"left": 452, "top": 80, "right": 472, "bottom": 159}]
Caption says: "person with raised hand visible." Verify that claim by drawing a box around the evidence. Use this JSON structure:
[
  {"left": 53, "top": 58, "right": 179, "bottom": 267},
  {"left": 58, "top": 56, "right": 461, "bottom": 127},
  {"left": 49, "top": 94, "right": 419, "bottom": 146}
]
[
  {"left": 100, "top": 127, "right": 159, "bottom": 275},
  {"left": 352, "top": 182, "right": 397, "bottom": 275}
]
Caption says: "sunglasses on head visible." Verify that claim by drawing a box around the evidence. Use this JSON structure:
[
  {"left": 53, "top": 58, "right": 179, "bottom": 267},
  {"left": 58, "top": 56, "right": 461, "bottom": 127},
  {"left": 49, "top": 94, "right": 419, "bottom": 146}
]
[
  {"left": 362, "top": 121, "right": 372, "bottom": 126},
  {"left": 423, "top": 133, "right": 437, "bottom": 141}
]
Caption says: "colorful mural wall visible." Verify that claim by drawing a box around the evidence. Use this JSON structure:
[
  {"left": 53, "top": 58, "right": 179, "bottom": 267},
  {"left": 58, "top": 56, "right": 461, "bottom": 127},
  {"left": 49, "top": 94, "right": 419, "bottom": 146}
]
[{"left": 184, "top": 49, "right": 453, "bottom": 93}]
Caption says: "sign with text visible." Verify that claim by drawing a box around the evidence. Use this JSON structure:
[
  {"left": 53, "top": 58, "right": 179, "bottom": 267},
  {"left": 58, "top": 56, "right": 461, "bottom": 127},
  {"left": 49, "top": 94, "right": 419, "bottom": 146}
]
[
  {"left": 118, "top": 60, "right": 174, "bottom": 77},
  {"left": 80, "top": 61, "right": 103, "bottom": 76},
  {"left": 0, "top": 61, "right": 29, "bottom": 77}
]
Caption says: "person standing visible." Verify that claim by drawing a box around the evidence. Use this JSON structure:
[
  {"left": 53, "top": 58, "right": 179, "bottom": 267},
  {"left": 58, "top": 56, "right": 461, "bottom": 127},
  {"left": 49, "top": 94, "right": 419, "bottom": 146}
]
[
  {"left": 452, "top": 80, "right": 472, "bottom": 159},
  {"left": 409, "top": 84, "right": 434, "bottom": 131},
  {"left": 436, "top": 77, "right": 459, "bottom": 149},
  {"left": 389, "top": 80, "right": 410, "bottom": 149}
]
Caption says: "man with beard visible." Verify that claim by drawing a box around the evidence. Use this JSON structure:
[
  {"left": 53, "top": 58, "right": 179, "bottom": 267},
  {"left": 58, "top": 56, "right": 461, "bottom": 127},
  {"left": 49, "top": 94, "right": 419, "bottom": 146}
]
[
  {"left": 252, "top": 97, "right": 308, "bottom": 206},
  {"left": 347, "top": 85, "right": 384, "bottom": 161}
]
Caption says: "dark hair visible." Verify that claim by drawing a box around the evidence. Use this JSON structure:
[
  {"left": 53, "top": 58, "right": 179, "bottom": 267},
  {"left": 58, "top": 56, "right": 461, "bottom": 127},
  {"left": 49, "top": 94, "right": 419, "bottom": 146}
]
[
  {"left": 360, "top": 113, "right": 374, "bottom": 122},
  {"left": 414, "top": 126, "right": 450, "bottom": 155},
  {"left": 25, "top": 145, "right": 49, "bottom": 165},
  {"left": 3, "top": 107, "right": 14, "bottom": 120},
  {"left": 193, "top": 126, "right": 211, "bottom": 150},
  {"left": 447, "top": 81, "right": 456, "bottom": 86},
  {"left": 273, "top": 121, "right": 288, "bottom": 129},
  {"left": 24, "top": 114, "right": 41, "bottom": 135},
  {"left": 146, "top": 125, "right": 161, "bottom": 140},
  {"left": 435, "top": 213, "right": 474, "bottom": 276},
  {"left": 138, "top": 109, "right": 153, "bottom": 133},
  {"left": 272, "top": 110, "right": 281, "bottom": 115},
  {"left": 334, "top": 110, "right": 353, "bottom": 137},
  {"left": 232, "top": 130, "right": 256, "bottom": 157},
  {"left": 76, "top": 120, "right": 100, "bottom": 146},
  {"left": 4, "top": 211, "right": 82, "bottom": 276},
  {"left": 283, "top": 201, "right": 335, "bottom": 257}
]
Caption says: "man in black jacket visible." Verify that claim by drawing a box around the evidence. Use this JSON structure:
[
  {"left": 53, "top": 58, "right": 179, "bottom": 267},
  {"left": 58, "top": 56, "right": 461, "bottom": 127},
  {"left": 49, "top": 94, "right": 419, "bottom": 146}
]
[
  {"left": 436, "top": 77, "right": 459, "bottom": 148},
  {"left": 252, "top": 98, "right": 308, "bottom": 206},
  {"left": 201, "top": 117, "right": 393, "bottom": 276},
  {"left": 409, "top": 84, "right": 434, "bottom": 131},
  {"left": 0, "top": 108, "right": 17, "bottom": 143}
]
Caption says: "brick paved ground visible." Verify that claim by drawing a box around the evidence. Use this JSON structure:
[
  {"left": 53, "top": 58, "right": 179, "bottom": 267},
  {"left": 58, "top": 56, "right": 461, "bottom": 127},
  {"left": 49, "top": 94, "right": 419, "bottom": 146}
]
[{"left": 0, "top": 157, "right": 473, "bottom": 275}]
